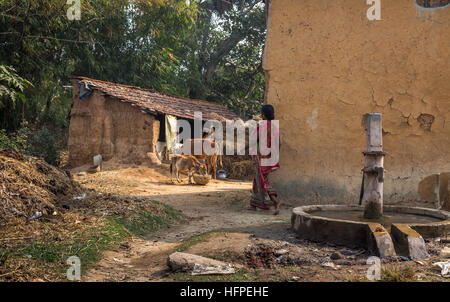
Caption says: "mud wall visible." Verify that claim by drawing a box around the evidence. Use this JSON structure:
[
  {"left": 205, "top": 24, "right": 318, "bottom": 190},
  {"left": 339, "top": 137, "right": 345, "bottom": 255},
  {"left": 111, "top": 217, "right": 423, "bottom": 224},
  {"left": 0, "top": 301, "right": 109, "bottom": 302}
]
[
  {"left": 263, "top": 0, "right": 450, "bottom": 203},
  {"left": 68, "top": 80, "right": 159, "bottom": 167}
]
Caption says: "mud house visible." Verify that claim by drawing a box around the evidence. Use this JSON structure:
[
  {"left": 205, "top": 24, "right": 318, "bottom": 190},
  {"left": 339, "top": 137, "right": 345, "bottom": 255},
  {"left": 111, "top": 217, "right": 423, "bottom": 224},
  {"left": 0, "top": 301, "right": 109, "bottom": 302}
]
[
  {"left": 263, "top": 0, "right": 450, "bottom": 203},
  {"left": 68, "top": 77, "right": 239, "bottom": 167}
]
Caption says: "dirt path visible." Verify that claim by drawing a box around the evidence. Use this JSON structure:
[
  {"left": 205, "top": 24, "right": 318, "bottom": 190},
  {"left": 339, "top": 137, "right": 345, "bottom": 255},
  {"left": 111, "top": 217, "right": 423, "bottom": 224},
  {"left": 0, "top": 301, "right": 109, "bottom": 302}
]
[
  {"left": 74, "top": 162, "right": 448, "bottom": 282},
  {"left": 75, "top": 163, "right": 292, "bottom": 281}
]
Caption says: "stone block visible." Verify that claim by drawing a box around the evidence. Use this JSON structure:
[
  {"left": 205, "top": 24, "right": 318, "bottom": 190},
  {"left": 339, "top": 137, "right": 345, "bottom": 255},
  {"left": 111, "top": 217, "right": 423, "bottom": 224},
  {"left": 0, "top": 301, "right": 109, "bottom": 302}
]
[
  {"left": 167, "top": 252, "right": 235, "bottom": 275},
  {"left": 366, "top": 223, "right": 396, "bottom": 258},
  {"left": 391, "top": 224, "right": 429, "bottom": 260}
]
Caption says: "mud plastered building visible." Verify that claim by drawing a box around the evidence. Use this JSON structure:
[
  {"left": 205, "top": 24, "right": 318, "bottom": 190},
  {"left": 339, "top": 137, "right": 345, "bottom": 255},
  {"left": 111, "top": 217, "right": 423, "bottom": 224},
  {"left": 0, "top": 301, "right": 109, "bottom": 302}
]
[
  {"left": 263, "top": 0, "right": 450, "bottom": 203},
  {"left": 68, "top": 77, "right": 238, "bottom": 167}
]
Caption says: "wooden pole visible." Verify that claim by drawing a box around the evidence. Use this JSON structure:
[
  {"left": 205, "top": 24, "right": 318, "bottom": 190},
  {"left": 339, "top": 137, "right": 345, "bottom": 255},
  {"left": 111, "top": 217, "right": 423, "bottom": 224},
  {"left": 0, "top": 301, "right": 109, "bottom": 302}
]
[{"left": 362, "top": 114, "right": 386, "bottom": 219}]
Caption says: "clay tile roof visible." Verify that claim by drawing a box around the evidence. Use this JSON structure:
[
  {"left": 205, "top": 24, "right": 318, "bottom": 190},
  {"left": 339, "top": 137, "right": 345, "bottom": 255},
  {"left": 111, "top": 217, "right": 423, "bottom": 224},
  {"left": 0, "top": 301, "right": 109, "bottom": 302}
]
[{"left": 72, "top": 76, "right": 240, "bottom": 121}]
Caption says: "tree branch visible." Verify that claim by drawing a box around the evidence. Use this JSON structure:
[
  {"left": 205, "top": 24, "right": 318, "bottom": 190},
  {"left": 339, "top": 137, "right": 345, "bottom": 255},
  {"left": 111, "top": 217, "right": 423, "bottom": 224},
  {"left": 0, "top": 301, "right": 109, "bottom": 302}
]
[{"left": 203, "top": 0, "right": 261, "bottom": 84}]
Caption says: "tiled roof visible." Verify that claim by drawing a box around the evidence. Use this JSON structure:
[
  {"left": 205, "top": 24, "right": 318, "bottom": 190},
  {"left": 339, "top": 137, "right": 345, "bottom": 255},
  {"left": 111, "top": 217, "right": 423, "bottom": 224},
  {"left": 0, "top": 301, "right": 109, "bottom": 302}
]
[{"left": 72, "top": 77, "right": 240, "bottom": 121}]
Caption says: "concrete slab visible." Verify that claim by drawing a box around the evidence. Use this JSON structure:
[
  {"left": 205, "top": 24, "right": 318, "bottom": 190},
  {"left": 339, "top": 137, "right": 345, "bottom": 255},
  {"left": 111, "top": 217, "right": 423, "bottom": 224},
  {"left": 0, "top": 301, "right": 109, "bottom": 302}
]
[
  {"left": 391, "top": 224, "right": 429, "bottom": 260},
  {"left": 366, "top": 223, "right": 396, "bottom": 258},
  {"left": 292, "top": 205, "right": 449, "bottom": 259}
]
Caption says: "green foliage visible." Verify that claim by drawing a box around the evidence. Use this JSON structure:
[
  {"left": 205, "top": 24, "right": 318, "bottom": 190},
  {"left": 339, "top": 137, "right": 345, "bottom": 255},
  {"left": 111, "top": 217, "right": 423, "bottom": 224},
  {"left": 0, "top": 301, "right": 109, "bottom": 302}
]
[
  {"left": 112, "top": 204, "right": 181, "bottom": 237},
  {"left": 0, "top": 65, "right": 33, "bottom": 131},
  {"left": 26, "top": 127, "right": 61, "bottom": 165},
  {"left": 0, "top": 126, "right": 30, "bottom": 152},
  {"left": 184, "top": 0, "right": 267, "bottom": 118},
  {"left": 0, "top": 124, "right": 64, "bottom": 166},
  {"left": 381, "top": 265, "right": 417, "bottom": 282},
  {"left": 17, "top": 219, "right": 131, "bottom": 275},
  {"left": 0, "top": 65, "right": 33, "bottom": 109},
  {"left": 0, "top": 0, "right": 267, "bottom": 148},
  {"left": 4, "top": 204, "right": 181, "bottom": 278},
  {"left": 0, "top": 0, "right": 198, "bottom": 129}
]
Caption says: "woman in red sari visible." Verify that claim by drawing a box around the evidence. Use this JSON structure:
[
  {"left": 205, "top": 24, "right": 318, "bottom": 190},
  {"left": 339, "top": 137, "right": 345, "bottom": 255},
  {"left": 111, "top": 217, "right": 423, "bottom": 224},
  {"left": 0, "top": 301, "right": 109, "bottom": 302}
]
[{"left": 249, "top": 105, "right": 281, "bottom": 215}]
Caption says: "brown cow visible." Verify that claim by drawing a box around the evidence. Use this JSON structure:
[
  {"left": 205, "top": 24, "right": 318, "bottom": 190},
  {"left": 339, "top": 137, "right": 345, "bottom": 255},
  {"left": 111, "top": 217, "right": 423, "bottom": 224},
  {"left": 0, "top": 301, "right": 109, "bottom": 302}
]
[
  {"left": 183, "top": 138, "right": 222, "bottom": 179},
  {"left": 170, "top": 155, "right": 207, "bottom": 184}
]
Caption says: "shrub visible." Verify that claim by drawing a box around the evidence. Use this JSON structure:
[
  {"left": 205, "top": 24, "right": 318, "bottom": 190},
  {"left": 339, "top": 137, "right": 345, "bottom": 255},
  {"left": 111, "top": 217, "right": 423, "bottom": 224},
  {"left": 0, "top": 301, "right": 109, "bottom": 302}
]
[
  {"left": 26, "top": 127, "right": 60, "bottom": 166},
  {"left": 0, "top": 127, "right": 30, "bottom": 152},
  {"left": 0, "top": 123, "right": 65, "bottom": 166}
]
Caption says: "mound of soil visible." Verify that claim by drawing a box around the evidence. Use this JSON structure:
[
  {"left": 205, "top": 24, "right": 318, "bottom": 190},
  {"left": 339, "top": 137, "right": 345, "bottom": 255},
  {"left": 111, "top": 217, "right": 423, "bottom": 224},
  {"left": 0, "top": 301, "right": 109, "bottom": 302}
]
[{"left": 0, "top": 149, "right": 82, "bottom": 223}]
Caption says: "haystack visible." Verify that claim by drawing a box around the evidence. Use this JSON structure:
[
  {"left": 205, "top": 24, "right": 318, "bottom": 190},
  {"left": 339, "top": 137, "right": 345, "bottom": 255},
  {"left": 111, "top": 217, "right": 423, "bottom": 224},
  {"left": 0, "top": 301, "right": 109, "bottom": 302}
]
[
  {"left": 222, "top": 155, "right": 253, "bottom": 179},
  {"left": 0, "top": 149, "right": 82, "bottom": 222},
  {"left": 230, "top": 160, "right": 253, "bottom": 179}
]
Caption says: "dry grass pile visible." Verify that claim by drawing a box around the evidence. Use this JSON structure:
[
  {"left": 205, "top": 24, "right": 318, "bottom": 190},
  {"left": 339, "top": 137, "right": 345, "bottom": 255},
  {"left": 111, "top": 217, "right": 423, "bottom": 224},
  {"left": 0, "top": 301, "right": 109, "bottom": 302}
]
[
  {"left": 230, "top": 160, "right": 253, "bottom": 179},
  {"left": 0, "top": 192, "right": 180, "bottom": 281},
  {"left": 222, "top": 155, "right": 253, "bottom": 179},
  {"left": 193, "top": 174, "right": 211, "bottom": 185},
  {"left": 58, "top": 191, "right": 174, "bottom": 220},
  {"left": 0, "top": 149, "right": 82, "bottom": 223},
  {"left": 0, "top": 149, "right": 182, "bottom": 281},
  {"left": 0, "top": 149, "right": 165, "bottom": 221}
]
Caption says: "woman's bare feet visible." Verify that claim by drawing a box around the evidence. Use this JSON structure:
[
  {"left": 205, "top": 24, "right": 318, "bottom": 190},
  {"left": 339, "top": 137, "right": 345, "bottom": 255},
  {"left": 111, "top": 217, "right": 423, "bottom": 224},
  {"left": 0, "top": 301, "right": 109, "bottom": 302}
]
[
  {"left": 271, "top": 196, "right": 281, "bottom": 215},
  {"left": 273, "top": 205, "right": 280, "bottom": 215}
]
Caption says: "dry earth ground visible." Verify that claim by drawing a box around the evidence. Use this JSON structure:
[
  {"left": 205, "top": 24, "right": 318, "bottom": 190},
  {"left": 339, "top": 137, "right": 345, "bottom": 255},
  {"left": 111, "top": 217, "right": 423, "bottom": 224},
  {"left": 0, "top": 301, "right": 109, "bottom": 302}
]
[{"left": 71, "top": 161, "right": 449, "bottom": 282}]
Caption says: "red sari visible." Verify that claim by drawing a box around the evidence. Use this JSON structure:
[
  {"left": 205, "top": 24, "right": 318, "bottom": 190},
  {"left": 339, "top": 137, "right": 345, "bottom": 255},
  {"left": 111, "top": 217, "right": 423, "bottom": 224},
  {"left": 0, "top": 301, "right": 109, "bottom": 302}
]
[{"left": 250, "top": 121, "right": 280, "bottom": 210}]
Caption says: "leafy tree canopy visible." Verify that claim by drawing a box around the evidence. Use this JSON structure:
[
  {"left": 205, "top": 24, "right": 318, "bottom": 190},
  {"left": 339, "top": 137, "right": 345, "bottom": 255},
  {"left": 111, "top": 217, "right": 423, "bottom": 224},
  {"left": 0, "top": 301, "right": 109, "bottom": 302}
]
[{"left": 0, "top": 0, "right": 266, "bottom": 134}]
